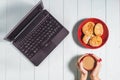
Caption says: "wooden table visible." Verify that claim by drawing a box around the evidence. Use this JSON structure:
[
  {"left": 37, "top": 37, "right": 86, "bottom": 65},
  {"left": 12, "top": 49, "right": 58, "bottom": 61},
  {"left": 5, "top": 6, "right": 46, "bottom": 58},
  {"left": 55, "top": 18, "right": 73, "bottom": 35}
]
[{"left": 0, "top": 0, "right": 120, "bottom": 80}]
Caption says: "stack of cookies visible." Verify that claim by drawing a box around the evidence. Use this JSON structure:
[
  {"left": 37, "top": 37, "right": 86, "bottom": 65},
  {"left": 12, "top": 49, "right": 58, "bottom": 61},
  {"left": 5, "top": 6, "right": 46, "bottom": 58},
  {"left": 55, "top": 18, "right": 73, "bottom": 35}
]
[{"left": 82, "top": 22, "right": 103, "bottom": 47}]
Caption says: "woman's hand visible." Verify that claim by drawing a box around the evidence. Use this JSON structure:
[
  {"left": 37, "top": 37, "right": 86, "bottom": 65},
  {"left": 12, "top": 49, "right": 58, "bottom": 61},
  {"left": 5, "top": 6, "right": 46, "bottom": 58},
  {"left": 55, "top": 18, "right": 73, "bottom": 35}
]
[
  {"left": 77, "top": 54, "right": 89, "bottom": 80},
  {"left": 90, "top": 54, "right": 102, "bottom": 80}
]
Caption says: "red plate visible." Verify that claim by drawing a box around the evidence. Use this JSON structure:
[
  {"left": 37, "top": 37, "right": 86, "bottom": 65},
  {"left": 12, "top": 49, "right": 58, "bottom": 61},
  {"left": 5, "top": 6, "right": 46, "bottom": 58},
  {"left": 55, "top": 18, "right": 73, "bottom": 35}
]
[{"left": 77, "top": 18, "right": 109, "bottom": 49}]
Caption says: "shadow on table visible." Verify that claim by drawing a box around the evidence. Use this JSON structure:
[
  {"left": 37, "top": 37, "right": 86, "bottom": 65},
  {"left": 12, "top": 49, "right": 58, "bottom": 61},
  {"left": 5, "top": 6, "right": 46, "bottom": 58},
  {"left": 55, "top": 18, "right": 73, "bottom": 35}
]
[
  {"left": 68, "top": 55, "right": 81, "bottom": 80},
  {"left": 72, "top": 18, "right": 86, "bottom": 49},
  {"left": 68, "top": 55, "right": 91, "bottom": 80}
]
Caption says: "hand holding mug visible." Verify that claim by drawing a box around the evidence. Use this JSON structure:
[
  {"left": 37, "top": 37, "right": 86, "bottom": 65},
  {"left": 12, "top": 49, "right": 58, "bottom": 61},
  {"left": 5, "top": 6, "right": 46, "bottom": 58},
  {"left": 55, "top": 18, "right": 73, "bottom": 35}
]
[{"left": 77, "top": 53, "right": 102, "bottom": 80}]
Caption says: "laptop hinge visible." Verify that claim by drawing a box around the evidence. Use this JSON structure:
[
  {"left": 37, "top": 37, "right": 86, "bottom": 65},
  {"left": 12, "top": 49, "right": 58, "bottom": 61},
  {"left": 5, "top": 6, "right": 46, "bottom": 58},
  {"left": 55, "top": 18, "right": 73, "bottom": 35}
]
[{"left": 4, "top": 1, "right": 44, "bottom": 42}]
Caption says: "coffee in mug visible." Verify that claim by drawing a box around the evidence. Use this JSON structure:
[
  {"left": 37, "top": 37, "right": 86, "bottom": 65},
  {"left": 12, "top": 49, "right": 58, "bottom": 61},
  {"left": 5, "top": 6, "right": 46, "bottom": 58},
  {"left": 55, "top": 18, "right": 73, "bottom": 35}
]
[{"left": 82, "top": 55, "right": 96, "bottom": 71}]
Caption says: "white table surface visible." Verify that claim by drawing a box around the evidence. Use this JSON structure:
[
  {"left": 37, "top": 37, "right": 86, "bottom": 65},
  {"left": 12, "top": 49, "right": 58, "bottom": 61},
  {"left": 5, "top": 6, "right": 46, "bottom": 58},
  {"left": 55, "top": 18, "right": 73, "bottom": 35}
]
[{"left": 0, "top": 0, "right": 120, "bottom": 80}]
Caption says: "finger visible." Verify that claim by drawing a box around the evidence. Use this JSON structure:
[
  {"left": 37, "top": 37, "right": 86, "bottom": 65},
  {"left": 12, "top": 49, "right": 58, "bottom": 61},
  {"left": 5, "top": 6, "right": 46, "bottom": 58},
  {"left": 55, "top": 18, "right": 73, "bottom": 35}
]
[
  {"left": 76, "top": 62, "right": 84, "bottom": 71},
  {"left": 96, "top": 62, "right": 101, "bottom": 70},
  {"left": 80, "top": 62, "right": 83, "bottom": 69},
  {"left": 93, "top": 62, "right": 101, "bottom": 73},
  {"left": 76, "top": 62, "right": 81, "bottom": 69},
  {"left": 80, "top": 62, "right": 88, "bottom": 74},
  {"left": 91, "top": 54, "right": 101, "bottom": 61}
]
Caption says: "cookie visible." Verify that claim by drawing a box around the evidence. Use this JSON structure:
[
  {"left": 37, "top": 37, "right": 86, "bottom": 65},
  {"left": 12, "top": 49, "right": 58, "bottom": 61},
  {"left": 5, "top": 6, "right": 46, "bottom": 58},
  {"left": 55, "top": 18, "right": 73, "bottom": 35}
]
[
  {"left": 94, "top": 23, "right": 103, "bottom": 36},
  {"left": 82, "top": 34, "right": 94, "bottom": 44},
  {"left": 82, "top": 22, "right": 95, "bottom": 35},
  {"left": 89, "top": 36, "right": 102, "bottom": 47}
]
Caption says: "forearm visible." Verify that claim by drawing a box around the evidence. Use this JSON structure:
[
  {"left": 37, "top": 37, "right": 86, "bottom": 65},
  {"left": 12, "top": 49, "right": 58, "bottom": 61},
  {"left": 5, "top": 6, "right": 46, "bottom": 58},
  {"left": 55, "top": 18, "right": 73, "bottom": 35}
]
[
  {"left": 80, "top": 74, "right": 87, "bottom": 80},
  {"left": 90, "top": 76, "right": 100, "bottom": 80}
]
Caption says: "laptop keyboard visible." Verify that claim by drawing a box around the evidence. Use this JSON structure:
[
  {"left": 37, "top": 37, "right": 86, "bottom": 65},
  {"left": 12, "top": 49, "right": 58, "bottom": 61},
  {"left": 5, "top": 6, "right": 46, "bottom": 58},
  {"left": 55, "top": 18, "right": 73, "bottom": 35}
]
[{"left": 14, "top": 12, "right": 62, "bottom": 58}]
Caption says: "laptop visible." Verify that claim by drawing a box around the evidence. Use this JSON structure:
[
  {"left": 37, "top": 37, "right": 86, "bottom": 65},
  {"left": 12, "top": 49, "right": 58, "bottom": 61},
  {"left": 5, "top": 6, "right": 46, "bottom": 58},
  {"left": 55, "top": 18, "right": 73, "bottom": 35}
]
[{"left": 4, "top": 1, "right": 69, "bottom": 66}]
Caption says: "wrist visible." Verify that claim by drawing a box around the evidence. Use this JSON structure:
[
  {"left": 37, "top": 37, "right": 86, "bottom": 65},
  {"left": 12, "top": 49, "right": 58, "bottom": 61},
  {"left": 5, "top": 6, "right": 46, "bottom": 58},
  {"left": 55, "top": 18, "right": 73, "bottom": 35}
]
[
  {"left": 91, "top": 77, "right": 100, "bottom": 80},
  {"left": 80, "top": 74, "right": 87, "bottom": 80}
]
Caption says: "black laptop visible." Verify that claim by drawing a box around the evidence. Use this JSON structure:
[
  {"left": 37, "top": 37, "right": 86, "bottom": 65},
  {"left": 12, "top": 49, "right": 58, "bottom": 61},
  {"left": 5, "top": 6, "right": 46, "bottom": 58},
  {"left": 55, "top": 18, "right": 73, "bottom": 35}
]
[{"left": 5, "top": 1, "right": 69, "bottom": 66}]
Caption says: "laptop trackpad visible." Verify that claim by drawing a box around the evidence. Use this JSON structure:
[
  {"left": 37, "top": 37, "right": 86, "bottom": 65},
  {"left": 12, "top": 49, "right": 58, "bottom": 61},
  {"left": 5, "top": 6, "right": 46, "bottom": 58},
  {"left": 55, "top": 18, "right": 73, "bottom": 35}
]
[
  {"left": 31, "top": 49, "right": 46, "bottom": 66},
  {"left": 31, "top": 41, "right": 56, "bottom": 66}
]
